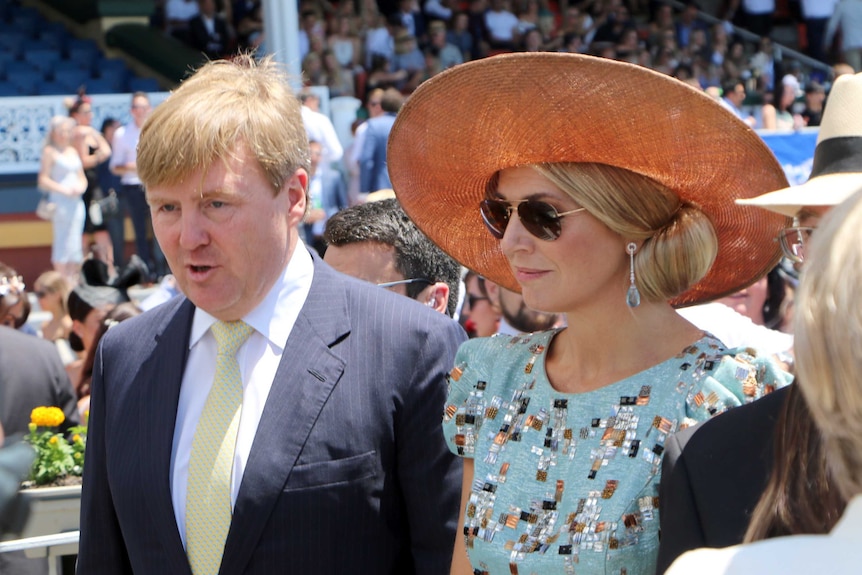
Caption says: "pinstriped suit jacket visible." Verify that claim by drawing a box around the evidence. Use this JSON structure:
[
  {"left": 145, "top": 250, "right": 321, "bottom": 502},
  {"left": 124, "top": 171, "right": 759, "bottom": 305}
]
[{"left": 77, "top": 258, "right": 466, "bottom": 574}]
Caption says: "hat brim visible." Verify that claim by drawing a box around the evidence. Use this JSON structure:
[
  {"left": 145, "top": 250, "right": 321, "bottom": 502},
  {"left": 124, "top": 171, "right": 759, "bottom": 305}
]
[
  {"left": 389, "top": 53, "right": 790, "bottom": 307},
  {"left": 736, "top": 172, "right": 862, "bottom": 217}
]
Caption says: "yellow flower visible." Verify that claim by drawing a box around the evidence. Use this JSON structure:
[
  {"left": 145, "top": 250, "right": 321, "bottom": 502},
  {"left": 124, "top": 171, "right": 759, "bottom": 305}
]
[
  {"left": 30, "top": 406, "right": 65, "bottom": 428},
  {"left": 72, "top": 434, "right": 81, "bottom": 443},
  {"left": 49, "top": 436, "right": 59, "bottom": 445}
]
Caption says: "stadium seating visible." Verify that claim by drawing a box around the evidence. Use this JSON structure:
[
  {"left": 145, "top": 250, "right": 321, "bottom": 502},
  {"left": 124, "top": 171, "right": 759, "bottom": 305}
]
[{"left": 0, "top": 2, "right": 163, "bottom": 100}]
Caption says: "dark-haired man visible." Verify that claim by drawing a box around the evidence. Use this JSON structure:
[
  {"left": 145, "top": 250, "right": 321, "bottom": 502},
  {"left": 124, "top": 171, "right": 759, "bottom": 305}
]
[{"left": 323, "top": 197, "right": 461, "bottom": 317}]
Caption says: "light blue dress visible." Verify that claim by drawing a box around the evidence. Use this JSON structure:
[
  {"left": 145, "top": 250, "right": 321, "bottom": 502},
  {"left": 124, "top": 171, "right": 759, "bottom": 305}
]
[
  {"left": 443, "top": 329, "right": 790, "bottom": 575},
  {"left": 49, "top": 151, "right": 86, "bottom": 264}
]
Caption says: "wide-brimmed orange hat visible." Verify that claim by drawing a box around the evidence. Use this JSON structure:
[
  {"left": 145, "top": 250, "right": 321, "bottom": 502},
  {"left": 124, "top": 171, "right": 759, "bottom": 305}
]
[{"left": 389, "top": 53, "right": 790, "bottom": 307}]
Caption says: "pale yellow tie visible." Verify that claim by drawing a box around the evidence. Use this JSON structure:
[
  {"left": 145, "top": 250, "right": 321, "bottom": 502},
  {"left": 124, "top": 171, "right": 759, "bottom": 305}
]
[{"left": 186, "top": 320, "right": 254, "bottom": 575}]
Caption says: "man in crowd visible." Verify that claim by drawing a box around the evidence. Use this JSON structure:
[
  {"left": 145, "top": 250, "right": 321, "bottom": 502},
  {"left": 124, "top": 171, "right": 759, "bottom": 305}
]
[
  {"left": 78, "top": 55, "right": 464, "bottom": 575},
  {"left": 303, "top": 140, "right": 348, "bottom": 256},
  {"left": 323, "top": 197, "right": 461, "bottom": 317},
  {"left": 719, "top": 79, "right": 756, "bottom": 127},
  {"left": 299, "top": 90, "right": 343, "bottom": 175},
  {"left": 359, "top": 88, "right": 403, "bottom": 196},
  {"left": 110, "top": 92, "right": 162, "bottom": 275}
]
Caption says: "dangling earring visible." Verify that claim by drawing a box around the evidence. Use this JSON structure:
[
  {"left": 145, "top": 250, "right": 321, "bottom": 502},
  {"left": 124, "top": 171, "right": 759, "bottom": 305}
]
[{"left": 626, "top": 242, "right": 641, "bottom": 308}]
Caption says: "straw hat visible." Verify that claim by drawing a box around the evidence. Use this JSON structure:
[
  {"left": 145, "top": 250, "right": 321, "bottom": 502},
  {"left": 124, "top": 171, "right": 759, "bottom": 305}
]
[
  {"left": 388, "top": 53, "right": 789, "bottom": 307},
  {"left": 737, "top": 71, "right": 862, "bottom": 217}
]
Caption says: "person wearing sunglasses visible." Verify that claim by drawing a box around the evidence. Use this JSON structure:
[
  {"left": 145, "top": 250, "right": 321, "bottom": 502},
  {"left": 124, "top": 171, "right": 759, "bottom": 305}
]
[
  {"left": 658, "top": 70, "right": 862, "bottom": 574},
  {"left": 323, "top": 197, "right": 461, "bottom": 317},
  {"left": 460, "top": 271, "right": 501, "bottom": 337},
  {"left": 388, "top": 53, "right": 793, "bottom": 575}
]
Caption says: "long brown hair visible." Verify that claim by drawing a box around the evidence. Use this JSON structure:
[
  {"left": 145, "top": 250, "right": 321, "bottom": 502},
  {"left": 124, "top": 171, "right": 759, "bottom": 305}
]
[
  {"left": 743, "top": 383, "right": 846, "bottom": 542},
  {"left": 76, "top": 303, "right": 141, "bottom": 399}
]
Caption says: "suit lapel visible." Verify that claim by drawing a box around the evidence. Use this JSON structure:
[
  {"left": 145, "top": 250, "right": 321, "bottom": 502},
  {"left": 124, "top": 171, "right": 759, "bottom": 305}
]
[
  {"left": 220, "top": 260, "right": 350, "bottom": 574},
  {"left": 135, "top": 299, "right": 196, "bottom": 574}
]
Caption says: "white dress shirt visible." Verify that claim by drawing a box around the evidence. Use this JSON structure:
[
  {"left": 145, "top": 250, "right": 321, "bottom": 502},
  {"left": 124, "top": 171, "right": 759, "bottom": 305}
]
[
  {"left": 109, "top": 122, "right": 142, "bottom": 186},
  {"left": 170, "top": 243, "right": 314, "bottom": 546},
  {"left": 301, "top": 106, "right": 344, "bottom": 169},
  {"left": 677, "top": 302, "right": 793, "bottom": 356}
]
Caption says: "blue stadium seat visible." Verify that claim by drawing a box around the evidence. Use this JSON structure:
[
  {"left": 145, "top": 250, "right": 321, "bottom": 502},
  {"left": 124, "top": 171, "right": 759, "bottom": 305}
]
[
  {"left": 83, "top": 77, "right": 119, "bottom": 94},
  {"left": 0, "top": 31, "right": 26, "bottom": 57},
  {"left": 97, "top": 66, "right": 129, "bottom": 90},
  {"left": 4, "top": 60, "right": 38, "bottom": 76},
  {"left": 39, "top": 28, "right": 70, "bottom": 51},
  {"left": 24, "top": 49, "right": 61, "bottom": 76},
  {"left": 12, "top": 12, "right": 40, "bottom": 35},
  {"left": 54, "top": 68, "right": 92, "bottom": 92},
  {"left": 7, "top": 70, "right": 43, "bottom": 95},
  {"left": 98, "top": 58, "right": 129, "bottom": 74},
  {"left": 128, "top": 77, "right": 160, "bottom": 93},
  {"left": 0, "top": 51, "right": 17, "bottom": 67},
  {"left": 0, "top": 83, "right": 20, "bottom": 97},
  {"left": 67, "top": 51, "right": 98, "bottom": 71},
  {"left": 37, "top": 80, "right": 71, "bottom": 96}
]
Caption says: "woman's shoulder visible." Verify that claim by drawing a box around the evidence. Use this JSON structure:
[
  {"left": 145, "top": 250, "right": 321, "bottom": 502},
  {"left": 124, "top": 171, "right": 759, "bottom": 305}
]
[{"left": 682, "top": 334, "right": 793, "bottom": 423}]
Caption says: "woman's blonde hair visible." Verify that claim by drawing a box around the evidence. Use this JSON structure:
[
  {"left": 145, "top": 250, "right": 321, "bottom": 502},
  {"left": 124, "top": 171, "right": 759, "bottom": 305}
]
[
  {"left": 137, "top": 54, "right": 310, "bottom": 195},
  {"left": 532, "top": 162, "right": 718, "bottom": 303},
  {"left": 794, "top": 187, "right": 862, "bottom": 501},
  {"left": 45, "top": 115, "right": 75, "bottom": 148},
  {"left": 35, "top": 270, "right": 71, "bottom": 315}
]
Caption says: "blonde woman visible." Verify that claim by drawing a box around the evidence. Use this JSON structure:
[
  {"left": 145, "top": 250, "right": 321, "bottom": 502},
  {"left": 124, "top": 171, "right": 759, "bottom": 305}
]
[
  {"left": 38, "top": 116, "right": 88, "bottom": 284},
  {"left": 389, "top": 53, "right": 792, "bottom": 575},
  {"left": 666, "top": 188, "right": 862, "bottom": 574},
  {"left": 33, "top": 270, "right": 72, "bottom": 341}
]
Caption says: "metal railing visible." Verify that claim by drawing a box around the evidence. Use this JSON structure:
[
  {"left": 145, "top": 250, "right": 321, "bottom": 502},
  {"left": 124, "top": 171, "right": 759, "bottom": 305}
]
[{"left": 0, "top": 530, "right": 79, "bottom": 575}]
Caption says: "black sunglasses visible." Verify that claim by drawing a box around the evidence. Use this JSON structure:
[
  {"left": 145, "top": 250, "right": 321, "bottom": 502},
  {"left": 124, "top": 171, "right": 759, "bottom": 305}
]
[
  {"left": 466, "top": 294, "right": 488, "bottom": 308},
  {"left": 480, "top": 198, "right": 586, "bottom": 241}
]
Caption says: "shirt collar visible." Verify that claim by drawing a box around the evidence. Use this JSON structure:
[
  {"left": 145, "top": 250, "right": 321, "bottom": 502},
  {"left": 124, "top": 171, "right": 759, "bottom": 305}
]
[{"left": 189, "top": 242, "right": 314, "bottom": 351}]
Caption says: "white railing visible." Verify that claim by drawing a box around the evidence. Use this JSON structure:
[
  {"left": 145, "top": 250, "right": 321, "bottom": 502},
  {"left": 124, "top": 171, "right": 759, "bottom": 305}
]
[
  {"left": 0, "top": 531, "right": 79, "bottom": 575},
  {"left": 0, "top": 92, "right": 169, "bottom": 175}
]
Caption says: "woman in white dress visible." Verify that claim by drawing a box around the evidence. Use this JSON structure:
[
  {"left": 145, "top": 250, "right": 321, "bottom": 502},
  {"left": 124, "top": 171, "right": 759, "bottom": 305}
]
[{"left": 38, "top": 116, "right": 88, "bottom": 284}]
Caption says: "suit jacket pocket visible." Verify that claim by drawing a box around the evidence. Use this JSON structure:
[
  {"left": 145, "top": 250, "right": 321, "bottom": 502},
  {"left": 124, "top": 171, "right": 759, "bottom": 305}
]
[{"left": 284, "top": 450, "right": 378, "bottom": 491}]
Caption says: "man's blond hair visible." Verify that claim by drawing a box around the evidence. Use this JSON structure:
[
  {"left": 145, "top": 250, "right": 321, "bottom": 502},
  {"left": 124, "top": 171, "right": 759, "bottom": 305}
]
[{"left": 137, "top": 54, "right": 310, "bottom": 195}]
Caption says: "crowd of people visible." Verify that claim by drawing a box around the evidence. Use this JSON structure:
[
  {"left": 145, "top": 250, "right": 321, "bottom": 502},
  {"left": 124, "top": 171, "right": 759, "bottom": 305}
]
[
  {"left": 149, "top": 0, "right": 859, "bottom": 128},
  {"left": 3, "top": 19, "right": 862, "bottom": 575}
]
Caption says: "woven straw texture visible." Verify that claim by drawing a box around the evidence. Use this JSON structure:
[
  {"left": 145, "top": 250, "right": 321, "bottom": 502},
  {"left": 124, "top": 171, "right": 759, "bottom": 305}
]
[{"left": 389, "top": 53, "right": 790, "bottom": 307}]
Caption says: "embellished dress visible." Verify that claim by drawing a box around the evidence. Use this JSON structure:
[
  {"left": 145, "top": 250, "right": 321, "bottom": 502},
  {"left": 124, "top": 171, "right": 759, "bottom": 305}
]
[{"left": 443, "top": 329, "right": 790, "bottom": 575}]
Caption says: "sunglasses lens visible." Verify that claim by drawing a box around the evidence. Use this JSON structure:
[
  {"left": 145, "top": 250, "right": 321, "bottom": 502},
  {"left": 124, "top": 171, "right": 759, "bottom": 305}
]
[
  {"left": 480, "top": 199, "right": 507, "bottom": 239},
  {"left": 518, "top": 201, "right": 562, "bottom": 241}
]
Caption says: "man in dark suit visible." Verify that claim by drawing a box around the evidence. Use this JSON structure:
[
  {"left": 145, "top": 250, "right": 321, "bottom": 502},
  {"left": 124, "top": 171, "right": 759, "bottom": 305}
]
[
  {"left": 655, "top": 386, "right": 788, "bottom": 573},
  {"left": 77, "top": 55, "right": 465, "bottom": 575},
  {"left": 188, "top": 0, "right": 233, "bottom": 59}
]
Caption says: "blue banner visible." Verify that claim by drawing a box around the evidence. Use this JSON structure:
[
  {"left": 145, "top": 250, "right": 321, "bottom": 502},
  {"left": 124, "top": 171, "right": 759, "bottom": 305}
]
[{"left": 757, "top": 129, "right": 819, "bottom": 186}]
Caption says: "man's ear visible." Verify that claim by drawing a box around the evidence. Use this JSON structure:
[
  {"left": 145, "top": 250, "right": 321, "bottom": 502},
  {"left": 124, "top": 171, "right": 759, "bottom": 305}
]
[
  {"left": 426, "top": 283, "right": 450, "bottom": 315},
  {"left": 285, "top": 168, "right": 309, "bottom": 226}
]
